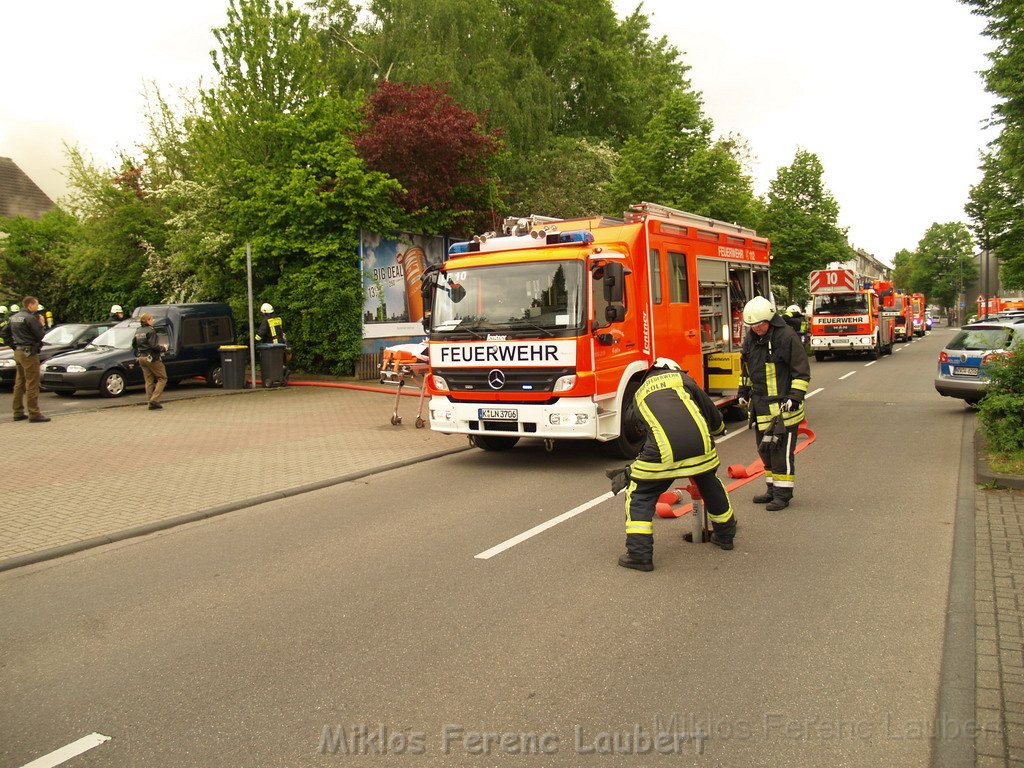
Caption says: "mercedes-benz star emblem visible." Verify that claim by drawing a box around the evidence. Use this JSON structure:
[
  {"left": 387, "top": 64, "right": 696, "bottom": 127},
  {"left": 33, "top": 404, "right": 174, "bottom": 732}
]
[{"left": 487, "top": 369, "right": 506, "bottom": 390}]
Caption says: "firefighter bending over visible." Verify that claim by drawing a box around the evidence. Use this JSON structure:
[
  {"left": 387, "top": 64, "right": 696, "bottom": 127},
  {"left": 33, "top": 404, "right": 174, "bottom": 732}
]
[
  {"left": 737, "top": 296, "right": 811, "bottom": 511},
  {"left": 609, "top": 358, "right": 737, "bottom": 572}
]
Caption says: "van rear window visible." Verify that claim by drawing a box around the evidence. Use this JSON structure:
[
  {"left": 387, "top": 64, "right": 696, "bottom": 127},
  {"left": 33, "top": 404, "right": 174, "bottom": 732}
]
[
  {"left": 947, "top": 327, "right": 1013, "bottom": 351},
  {"left": 182, "top": 316, "right": 233, "bottom": 346}
]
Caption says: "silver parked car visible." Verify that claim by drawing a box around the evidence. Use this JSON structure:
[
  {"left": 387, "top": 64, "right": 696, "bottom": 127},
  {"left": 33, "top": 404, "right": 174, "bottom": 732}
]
[{"left": 935, "top": 319, "right": 1024, "bottom": 404}]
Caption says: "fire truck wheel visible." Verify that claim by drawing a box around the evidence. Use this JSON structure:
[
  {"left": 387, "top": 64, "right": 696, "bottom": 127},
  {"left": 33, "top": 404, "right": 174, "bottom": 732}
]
[
  {"left": 473, "top": 435, "right": 519, "bottom": 451},
  {"left": 605, "top": 380, "right": 646, "bottom": 458},
  {"left": 814, "top": 352, "right": 827, "bottom": 363},
  {"left": 868, "top": 339, "right": 880, "bottom": 360}
]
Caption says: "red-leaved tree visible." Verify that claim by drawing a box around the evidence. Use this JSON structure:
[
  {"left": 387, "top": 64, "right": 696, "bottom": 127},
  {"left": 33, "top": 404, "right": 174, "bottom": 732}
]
[{"left": 353, "top": 81, "right": 503, "bottom": 234}]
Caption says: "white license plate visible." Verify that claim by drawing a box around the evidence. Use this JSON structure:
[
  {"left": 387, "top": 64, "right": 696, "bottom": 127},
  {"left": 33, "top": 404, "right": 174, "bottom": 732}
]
[
  {"left": 952, "top": 366, "right": 979, "bottom": 376},
  {"left": 479, "top": 408, "right": 518, "bottom": 420}
]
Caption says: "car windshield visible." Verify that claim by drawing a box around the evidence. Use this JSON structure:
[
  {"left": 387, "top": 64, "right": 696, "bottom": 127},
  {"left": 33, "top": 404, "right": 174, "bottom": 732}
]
[
  {"left": 946, "top": 327, "right": 1014, "bottom": 352},
  {"left": 42, "top": 324, "right": 89, "bottom": 345},
  {"left": 430, "top": 261, "right": 585, "bottom": 336},
  {"left": 813, "top": 294, "right": 868, "bottom": 315},
  {"left": 88, "top": 326, "right": 136, "bottom": 350}
]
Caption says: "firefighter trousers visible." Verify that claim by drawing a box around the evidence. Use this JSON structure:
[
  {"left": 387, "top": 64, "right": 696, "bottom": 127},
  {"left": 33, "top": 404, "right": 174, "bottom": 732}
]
[
  {"left": 625, "top": 469, "right": 735, "bottom": 559},
  {"left": 755, "top": 420, "right": 799, "bottom": 501}
]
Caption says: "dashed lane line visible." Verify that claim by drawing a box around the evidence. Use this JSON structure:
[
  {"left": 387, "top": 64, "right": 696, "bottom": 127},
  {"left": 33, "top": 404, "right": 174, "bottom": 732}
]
[{"left": 839, "top": 371, "right": 857, "bottom": 380}]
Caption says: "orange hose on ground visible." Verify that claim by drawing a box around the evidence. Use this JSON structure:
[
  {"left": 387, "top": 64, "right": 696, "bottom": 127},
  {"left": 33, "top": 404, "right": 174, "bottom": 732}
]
[{"left": 656, "top": 421, "right": 817, "bottom": 518}]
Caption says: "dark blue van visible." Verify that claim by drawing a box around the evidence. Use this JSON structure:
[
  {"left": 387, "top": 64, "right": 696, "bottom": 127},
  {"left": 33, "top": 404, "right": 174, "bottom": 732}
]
[{"left": 42, "top": 303, "right": 235, "bottom": 397}]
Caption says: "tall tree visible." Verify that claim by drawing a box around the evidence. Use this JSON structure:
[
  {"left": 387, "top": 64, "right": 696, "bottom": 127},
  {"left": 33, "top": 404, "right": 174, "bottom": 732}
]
[
  {"left": 961, "top": 0, "right": 1024, "bottom": 288},
  {"left": 966, "top": 150, "right": 1024, "bottom": 289},
  {"left": 502, "top": 136, "right": 618, "bottom": 219},
  {"left": 892, "top": 248, "right": 915, "bottom": 289},
  {"left": 909, "top": 222, "right": 979, "bottom": 315},
  {"left": 0, "top": 209, "right": 79, "bottom": 310},
  {"left": 759, "top": 149, "right": 851, "bottom": 303},
  {"left": 604, "top": 90, "right": 759, "bottom": 224}
]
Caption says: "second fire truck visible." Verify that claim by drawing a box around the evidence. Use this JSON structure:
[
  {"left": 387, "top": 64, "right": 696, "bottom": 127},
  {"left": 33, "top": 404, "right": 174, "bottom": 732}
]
[{"left": 808, "top": 268, "right": 895, "bottom": 361}]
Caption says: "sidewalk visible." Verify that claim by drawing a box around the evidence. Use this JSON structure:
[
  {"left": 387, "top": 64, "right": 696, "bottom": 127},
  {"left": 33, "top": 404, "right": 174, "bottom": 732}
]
[
  {"left": 2, "top": 382, "right": 1024, "bottom": 765},
  {"left": 0, "top": 383, "right": 468, "bottom": 571}
]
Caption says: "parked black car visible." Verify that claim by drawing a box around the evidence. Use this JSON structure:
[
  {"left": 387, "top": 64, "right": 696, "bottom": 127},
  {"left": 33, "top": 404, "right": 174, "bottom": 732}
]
[
  {"left": 0, "top": 322, "right": 117, "bottom": 388},
  {"left": 41, "top": 303, "right": 235, "bottom": 397}
]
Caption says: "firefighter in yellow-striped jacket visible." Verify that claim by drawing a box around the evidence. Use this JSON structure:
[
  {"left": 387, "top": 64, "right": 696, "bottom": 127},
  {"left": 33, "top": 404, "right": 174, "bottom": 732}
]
[
  {"left": 737, "top": 296, "right": 811, "bottom": 511},
  {"left": 609, "top": 358, "right": 737, "bottom": 572}
]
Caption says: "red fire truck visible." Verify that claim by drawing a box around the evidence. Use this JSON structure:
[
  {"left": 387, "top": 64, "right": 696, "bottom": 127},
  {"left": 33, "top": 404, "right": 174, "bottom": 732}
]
[
  {"left": 875, "top": 280, "right": 913, "bottom": 342},
  {"left": 808, "top": 269, "right": 894, "bottom": 361},
  {"left": 910, "top": 292, "right": 927, "bottom": 336},
  {"left": 421, "top": 202, "right": 771, "bottom": 456}
]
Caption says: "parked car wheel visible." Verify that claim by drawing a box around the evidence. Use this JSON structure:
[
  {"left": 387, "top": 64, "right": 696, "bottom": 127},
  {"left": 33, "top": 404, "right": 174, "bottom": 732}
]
[
  {"left": 205, "top": 363, "right": 223, "bottom": 388},
  {"left": 99, "top": 370, "right": 127, "bottom": 398}
]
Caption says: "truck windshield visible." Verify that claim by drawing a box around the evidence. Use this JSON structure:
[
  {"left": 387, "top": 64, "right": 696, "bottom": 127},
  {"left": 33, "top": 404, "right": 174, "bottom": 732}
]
[
  {"left": 813, "top": 294, "right": 868, "bottom": 315},
  {"left": 430, "top": 261, "right": 584, "bottom": 337}
]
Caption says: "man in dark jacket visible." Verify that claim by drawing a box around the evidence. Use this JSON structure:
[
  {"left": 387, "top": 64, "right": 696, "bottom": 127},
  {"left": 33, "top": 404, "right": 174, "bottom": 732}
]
[
  {"left": 737, "top": 297, "right": 811, "bottom": 510},
  {"left": 611, "top": 358, "right": 737, "bottom": 572},
  {"left": 132, "top": 312, "right": 168, "bottom": 410},
  {"left": 9, "top": 296, "right": 50, "bottom": 422}
]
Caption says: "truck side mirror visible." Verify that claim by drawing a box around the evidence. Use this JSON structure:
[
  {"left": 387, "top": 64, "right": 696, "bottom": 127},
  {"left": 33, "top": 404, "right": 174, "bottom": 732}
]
[
  {"left": 602, "top": 262, "right": 625, "bottom": 303},
  {"left": 605, "top": 305, "right": 625, "bottom": 324}
]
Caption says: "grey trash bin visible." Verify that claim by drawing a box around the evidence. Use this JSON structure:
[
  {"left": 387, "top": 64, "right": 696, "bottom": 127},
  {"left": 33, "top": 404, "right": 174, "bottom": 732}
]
[
  {"left": 219, "top": 345, "right": 247, "bottom": 389},
  {"left": 258, "top": 343, "right": 287, "bottom": 388}
]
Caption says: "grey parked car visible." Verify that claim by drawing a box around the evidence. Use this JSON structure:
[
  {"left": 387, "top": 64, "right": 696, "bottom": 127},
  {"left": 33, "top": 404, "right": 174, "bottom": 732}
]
[
  {"left": 0, "top": 322, "right": 117, "bottom": 387},
  {"left": 934, "top": 318, "right": 1024, "bottom": 404}
]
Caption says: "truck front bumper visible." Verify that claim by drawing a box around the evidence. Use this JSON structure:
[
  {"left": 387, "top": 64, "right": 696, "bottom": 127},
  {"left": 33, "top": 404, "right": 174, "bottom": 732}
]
[
  {"left": 810, "top": 336, "right": 874, "bottom": 352},
  {"left": 428, "top": 396, "right": 601, "bottom": 440}
]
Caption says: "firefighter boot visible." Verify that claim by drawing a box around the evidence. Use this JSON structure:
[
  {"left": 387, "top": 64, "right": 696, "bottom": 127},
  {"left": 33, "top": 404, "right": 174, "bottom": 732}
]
[
  {"left": 617, "top": 553, "right": 654, "bottom": 571},
  {"left": 618, "top": 534, "right": 653, "bottom": 571},
  {"left": 710, "top": 517, "right": 737, "bottom": 551},
  {"left": 766, "top": 490, "right": 791, "bottom": 511},
  {"left": 752, "top": 487, "right": 774, "bottom": 504}
]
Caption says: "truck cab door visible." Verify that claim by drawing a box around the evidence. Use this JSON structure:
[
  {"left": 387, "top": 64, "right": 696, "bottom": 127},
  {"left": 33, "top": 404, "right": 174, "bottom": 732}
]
[{"left": 591, "top": 260, "right": 641, "bottom": 398}]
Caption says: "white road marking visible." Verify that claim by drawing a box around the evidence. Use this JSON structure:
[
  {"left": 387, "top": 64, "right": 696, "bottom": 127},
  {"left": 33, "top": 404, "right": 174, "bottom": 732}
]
[
  {"left": 839, "top": 371, "right": 857, "bottom": 380},
  {"left": 478, "top": 385, "right": 831, "bottom": 560},
  {"left": 476, "top": 493, "right": 613, "bottom": 559},
  {"left": 865, "top": 360, "right": 877, "bottom": 367},
  {"left": 20, "top": 734, "right": 110, "bottom": 768}
]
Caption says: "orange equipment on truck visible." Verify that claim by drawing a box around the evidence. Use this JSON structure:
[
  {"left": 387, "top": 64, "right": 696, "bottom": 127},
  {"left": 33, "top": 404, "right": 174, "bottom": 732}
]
[
  {"left": 421, "top": 202, "right": 771, "bottom": 456},
  {"left": 808, "top": 269, "right": 894, "bottom": 362},
  {"left": 910, "top": 292, "right": 927, "bottom": 336}
]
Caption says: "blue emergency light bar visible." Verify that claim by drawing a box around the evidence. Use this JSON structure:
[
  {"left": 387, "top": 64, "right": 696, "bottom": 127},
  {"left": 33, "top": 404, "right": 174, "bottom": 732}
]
[{"left": 447, "top": 229, "right": 595, "bottom": 257}]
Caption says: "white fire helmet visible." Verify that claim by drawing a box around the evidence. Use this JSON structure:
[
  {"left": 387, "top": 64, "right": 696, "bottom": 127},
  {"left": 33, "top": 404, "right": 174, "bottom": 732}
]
[
  {"left": 111, "top": 304, "right": 123, "bottom": 314},
  {"left": 10, "top": 304, "right": 20, "bottom": 312},
  {"left": 743, "top": 296, "right": 776, "bottom": 325},
  {"left": 260, "top": 303, "right": 274, "bottom": 314},
  {"left": 786, "top": 304, "right": 801, "bottom": 314},
  {"left": 651, "top": 357, "right": 682, "bottom": 371},
  {"left": 0, "top": 306, "right": 7, "bottom": 314}
]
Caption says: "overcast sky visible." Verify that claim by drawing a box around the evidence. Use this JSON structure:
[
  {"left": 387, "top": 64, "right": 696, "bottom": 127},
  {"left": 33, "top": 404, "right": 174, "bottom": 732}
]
[{"left": 1, "top": 1, "right": 995, "bottom": 264}]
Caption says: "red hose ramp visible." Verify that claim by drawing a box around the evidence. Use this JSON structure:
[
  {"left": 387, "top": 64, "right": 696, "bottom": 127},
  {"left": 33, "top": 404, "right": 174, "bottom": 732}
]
[
  {"left": 286, "top": 380, "right": 423, "bottom": 397},
  {"left": 655, "top": 420, "right": 817, "bottom": 518}
]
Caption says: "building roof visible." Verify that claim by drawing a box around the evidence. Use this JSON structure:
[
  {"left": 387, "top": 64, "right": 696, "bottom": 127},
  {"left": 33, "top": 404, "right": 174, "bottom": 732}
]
[{"left": 0, "top": 157, "right": 56, "bottom": 220}]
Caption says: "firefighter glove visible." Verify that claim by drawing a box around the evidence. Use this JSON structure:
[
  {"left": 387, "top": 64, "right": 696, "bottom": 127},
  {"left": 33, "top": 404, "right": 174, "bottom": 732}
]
[
  {"left": 737, "top": 397, "right": 749, "bottom": 409},
  {"left": 780, "top": 398, "right": 794, "bottom": 412},
  {"left": 605, "top": 465, "right": 631, "bottom": 495}
]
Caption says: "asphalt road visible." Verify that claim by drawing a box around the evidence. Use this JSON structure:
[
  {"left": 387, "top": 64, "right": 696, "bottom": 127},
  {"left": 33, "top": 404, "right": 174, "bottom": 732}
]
[{"left": 0, "top": 331, "right": 967, "bottom": 767}]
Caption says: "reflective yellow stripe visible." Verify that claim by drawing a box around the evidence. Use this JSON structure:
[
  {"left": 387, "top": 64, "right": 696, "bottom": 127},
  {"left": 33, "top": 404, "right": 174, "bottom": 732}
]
[
  {"left": 631, "top": 452, "right": 720, "bottom": 479},
  {"left": 791, "top": 378, "right": 809, "bottom": 392},
  {"left": 637, "top": 394, "right": 672, "bottom": 464},
  {"left": 626, "top": 521, "right": 653, "bottom": 534},
  {"left": 766, "top": 362, "right": 778, "bottom": 398},
  {"left": 707, "top": 504, "right": 733, "bottom": 524}
]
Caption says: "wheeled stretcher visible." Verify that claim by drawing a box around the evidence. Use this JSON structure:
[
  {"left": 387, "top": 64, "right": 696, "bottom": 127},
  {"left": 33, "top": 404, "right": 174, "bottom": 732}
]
[{"left": 378, "top": 341, "right": 429, "bottom": 428}]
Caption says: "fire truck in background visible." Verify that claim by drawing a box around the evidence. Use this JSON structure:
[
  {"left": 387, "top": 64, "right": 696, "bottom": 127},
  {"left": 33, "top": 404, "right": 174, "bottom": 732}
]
[
  {"left": 977, "top": 296, "right": 1024, "bottom": 317},
  {"left": 910, "top": 292, "right": 927, "bottom": 336},
  {"left": 421, "top": 202, "right": 772, "bottom": 456},
  {"left": 808, "top": 269, "right": 895, "bottom": 362},
  {"left": 875, "top": 280, "right": 913, "bottom": 342}
]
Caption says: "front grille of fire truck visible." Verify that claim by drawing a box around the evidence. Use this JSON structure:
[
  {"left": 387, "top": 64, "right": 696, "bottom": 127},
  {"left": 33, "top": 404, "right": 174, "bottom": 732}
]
[
  {"left": 824, "top": 325, "right": 857, "bottom": 334},
  {"left": 434, "top": 367, "right": 575, "bottom": 394}
]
